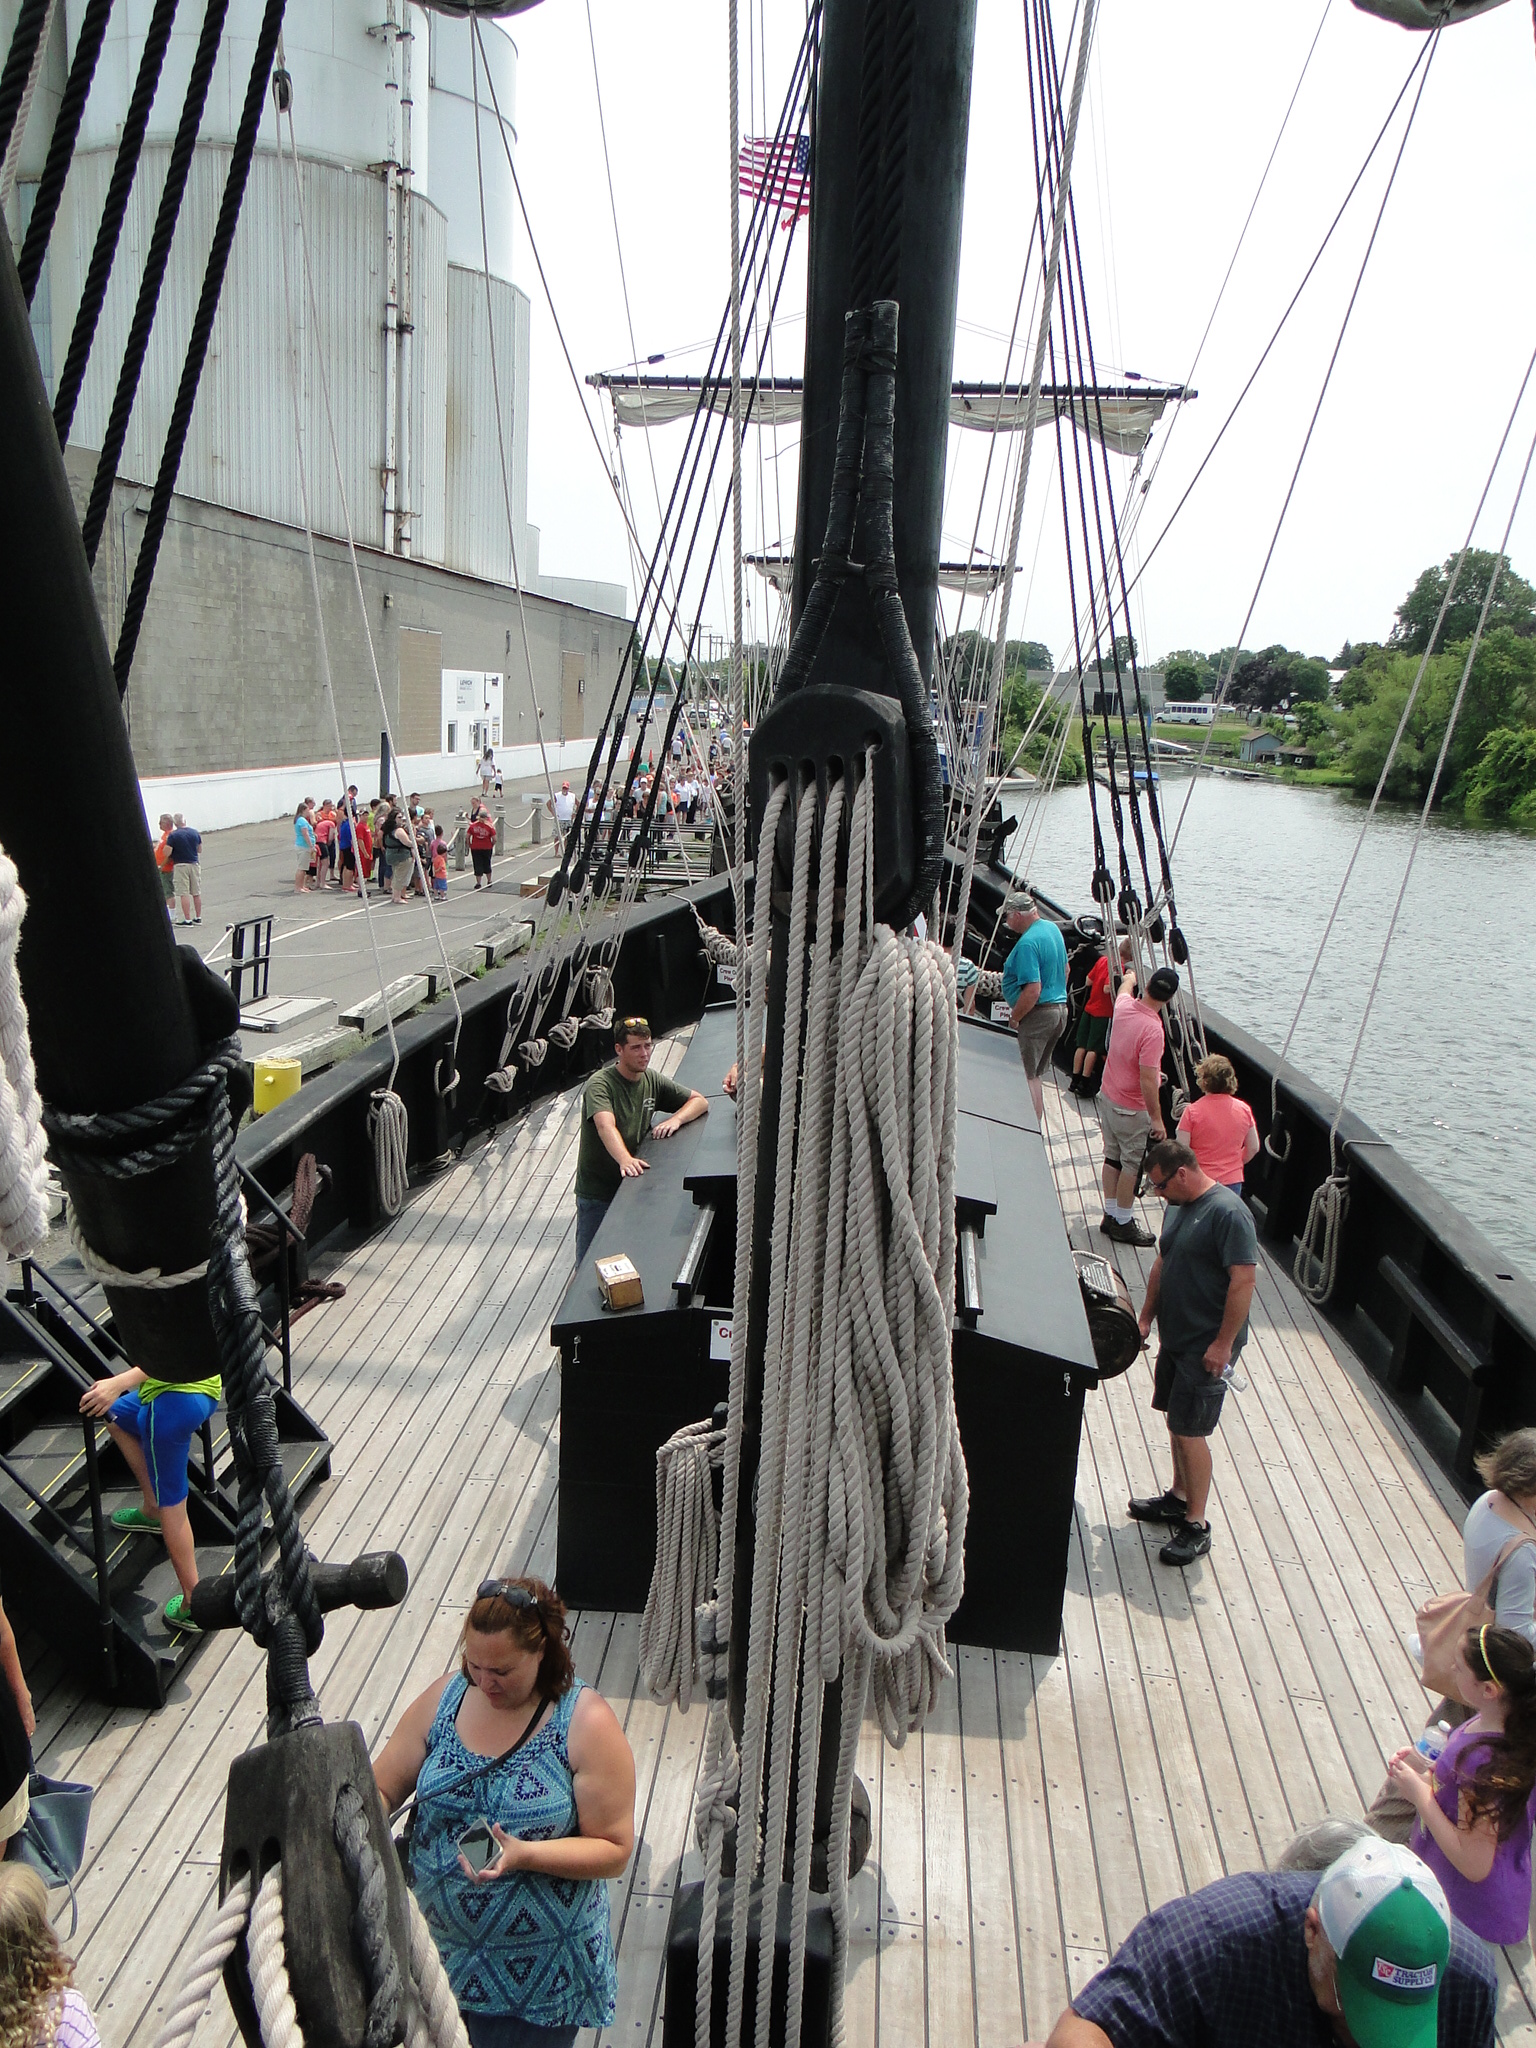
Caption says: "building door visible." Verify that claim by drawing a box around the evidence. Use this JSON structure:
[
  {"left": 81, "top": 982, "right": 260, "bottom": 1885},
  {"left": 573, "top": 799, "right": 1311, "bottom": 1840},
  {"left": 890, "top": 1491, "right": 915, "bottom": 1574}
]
[
  {"left": 399, "top": 628, "right": 442, "bottom": 756},
  {"left": 561, "top": 650, "right": 585, "bottom": 741}
]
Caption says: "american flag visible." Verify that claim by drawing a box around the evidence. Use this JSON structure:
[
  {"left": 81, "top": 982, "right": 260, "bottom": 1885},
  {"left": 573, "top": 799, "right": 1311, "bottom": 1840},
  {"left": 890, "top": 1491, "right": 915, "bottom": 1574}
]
[{"left": 739, "top": 134, "right": 811, "bottom": 228}]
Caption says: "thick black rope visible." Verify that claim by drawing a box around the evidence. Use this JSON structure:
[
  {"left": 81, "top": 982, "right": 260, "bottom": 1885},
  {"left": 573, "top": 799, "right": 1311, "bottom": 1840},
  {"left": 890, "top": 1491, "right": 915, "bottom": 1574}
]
[
  {"left": 16, "top": 0, "right": 114, "bottom": 308},
  {"left": 52, "top": 0, "right": 181, "bottom": 447},
  {"left": 80, "top": 0, "right": 229, "bottom": 568},
  {"left": 0, "top": 0, "right": 50, "bottom": 173},
  {"left": 113, "top": 0, "right": 287, "bottom": 694},
  {"left": 334, "top": 1782, "right": 404, "bottom": 2048},
  {"left": 42, "top": 1037, "right": 323, "bottom": 1721}
]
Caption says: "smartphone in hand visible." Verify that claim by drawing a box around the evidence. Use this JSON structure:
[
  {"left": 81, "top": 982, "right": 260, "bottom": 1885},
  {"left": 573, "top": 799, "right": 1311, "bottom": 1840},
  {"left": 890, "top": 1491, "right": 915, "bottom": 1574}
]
[{"left": 458, "top": 1821, "right": 498, "bottom": 1874}]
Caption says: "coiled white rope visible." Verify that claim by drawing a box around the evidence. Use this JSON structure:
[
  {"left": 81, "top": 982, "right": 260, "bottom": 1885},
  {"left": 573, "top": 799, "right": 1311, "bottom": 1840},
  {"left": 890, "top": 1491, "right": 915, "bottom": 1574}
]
[
  {"left": 369, "top": 1089, "right": 410, "bottom": 1219},
  {"left": 153, "top": 1872, "right": 255, "bottom": 2048},
  {"left": 67, "top": 1215, "right": 208, "bottom": 1290},
  {"left": 640, "top": 1418, "right": 723, "bottom": 1710},
  {"left": 1295, "top": 1172, "right": 1349, "bottom": 1307},
  {"left": 691, "top": 763, "right": 965, "bottom": 2048},
  {"left": 0, "top": 846, "right": 50, "bottom": 1261}
]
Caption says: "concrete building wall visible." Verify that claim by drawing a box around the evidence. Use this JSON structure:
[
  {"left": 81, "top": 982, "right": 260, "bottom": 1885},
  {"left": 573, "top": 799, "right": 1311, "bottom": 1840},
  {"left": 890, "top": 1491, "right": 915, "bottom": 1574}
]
[{"left": 70, "top": 448, "right": 633, "bottom": 825}]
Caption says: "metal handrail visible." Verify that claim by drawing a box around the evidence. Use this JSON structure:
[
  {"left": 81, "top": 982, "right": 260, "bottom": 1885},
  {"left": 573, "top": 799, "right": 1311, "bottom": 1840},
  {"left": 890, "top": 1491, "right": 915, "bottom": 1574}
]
[{"left": 20, "top": 1256, "right": 133, "bottom": 1363}]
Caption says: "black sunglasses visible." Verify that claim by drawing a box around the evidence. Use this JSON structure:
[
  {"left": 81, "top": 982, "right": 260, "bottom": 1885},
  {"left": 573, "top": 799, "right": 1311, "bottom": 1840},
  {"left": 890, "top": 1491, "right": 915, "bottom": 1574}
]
[{"left": 476, "top": 1579, "right": 537, "bottom": 1610}]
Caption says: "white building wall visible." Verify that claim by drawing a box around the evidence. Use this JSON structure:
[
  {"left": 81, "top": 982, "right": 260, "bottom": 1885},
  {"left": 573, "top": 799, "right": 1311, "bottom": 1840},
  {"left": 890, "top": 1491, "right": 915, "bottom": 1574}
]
[
  {"left": 426, "top": 12, "right": 516, "bottom": 280},
  {"left": 444, "top": 264, "right": 537, "bottom": 587}
]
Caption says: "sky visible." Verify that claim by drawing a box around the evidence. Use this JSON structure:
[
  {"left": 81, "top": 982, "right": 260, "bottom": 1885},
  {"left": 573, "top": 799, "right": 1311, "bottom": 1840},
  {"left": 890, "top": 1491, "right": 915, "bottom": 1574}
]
[{"left": 506, "top": 0, "right": 1536, "bottom": 670}]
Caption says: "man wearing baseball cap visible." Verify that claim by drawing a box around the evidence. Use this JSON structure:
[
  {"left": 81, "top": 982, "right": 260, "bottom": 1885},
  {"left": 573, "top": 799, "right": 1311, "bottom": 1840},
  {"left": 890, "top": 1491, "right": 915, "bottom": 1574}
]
[{"left": 1028, "top": 1838, "right": 1494, "bottom": 2047}]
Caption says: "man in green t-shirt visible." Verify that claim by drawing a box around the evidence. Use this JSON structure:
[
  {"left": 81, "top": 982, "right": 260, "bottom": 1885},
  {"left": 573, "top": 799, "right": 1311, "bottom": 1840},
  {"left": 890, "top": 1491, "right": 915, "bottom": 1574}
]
[{"left": 574, "top": 1016, "right": 710, "bottom": 1262}]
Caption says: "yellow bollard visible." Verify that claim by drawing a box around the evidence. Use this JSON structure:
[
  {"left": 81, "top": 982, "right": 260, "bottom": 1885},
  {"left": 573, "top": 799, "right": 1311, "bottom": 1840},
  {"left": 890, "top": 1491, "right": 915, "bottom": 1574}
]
[{"left": 251, "top": 1057, "right": 302, "bottom": 1114}]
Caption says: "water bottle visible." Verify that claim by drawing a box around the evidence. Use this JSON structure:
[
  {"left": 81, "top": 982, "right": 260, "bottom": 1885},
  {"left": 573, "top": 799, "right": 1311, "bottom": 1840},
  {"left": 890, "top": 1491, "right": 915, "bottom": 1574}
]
[
  {"left": 1220, "top": 1363, "right": 1247, "bottom": 1392},
  {"left": 1416, "top": 1720, "right": 1452, "bottom": 1762}
]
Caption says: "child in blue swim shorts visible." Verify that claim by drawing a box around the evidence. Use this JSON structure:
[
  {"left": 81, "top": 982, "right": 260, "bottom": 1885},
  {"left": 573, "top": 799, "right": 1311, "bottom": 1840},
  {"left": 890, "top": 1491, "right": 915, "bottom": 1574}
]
[{"left": 79, "top": 1366, "right": 221, "bottom": 1634}]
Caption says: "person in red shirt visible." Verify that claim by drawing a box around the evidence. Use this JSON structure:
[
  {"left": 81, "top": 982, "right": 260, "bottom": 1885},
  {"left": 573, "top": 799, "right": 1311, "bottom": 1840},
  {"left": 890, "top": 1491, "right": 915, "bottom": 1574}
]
[
  {"left": 467, "top": 804, "right": 497, "bottom": 890},
  {"left": 1070, "top": 936, "right": 1131, "bottom": 1097},
  {"left": 1177, "top": 1054, "right": 1259, "bottom": 1195}
]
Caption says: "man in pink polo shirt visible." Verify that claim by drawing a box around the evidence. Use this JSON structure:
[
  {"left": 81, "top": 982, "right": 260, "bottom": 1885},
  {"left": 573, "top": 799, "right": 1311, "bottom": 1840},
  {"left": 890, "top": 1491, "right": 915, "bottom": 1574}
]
[{"left": 1096, "top": 964, "right": 1179, "bottom": 1246}]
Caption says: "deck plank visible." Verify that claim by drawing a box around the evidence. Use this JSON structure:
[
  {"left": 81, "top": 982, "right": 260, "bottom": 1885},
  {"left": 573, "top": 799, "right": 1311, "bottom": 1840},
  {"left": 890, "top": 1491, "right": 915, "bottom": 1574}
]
[{"left": 30, "top": 1048, "right": 1536, "bottom": 2046}]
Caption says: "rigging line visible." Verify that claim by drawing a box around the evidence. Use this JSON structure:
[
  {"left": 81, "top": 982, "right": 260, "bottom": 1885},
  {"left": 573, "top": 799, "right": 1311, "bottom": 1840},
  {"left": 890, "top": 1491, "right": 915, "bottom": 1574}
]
[
  {"left": 52, "top": 0, "right": 181, "bottom": 446},
  {"left": 0, "top": 0, "right": 55, "bottom": 208},
  {"left": 585, "top": 0, "right": 667, "bottom": 546},
  {"left": 1128, "top": 0, "right": 1334, "bottom": 524},
  {"left": 1273, "top": 333, "right": 1536, "bottom": 1075},
  {"left": 1167, "top": 14, "right": 1448, "bottom": 863},
  {"left": 79, "top": 0, "right": 230, "bottom": 567},
  {"left": 16, "top": 0, "right": 112, "bottom": 306},
  {"left": 276, "top": 91, "right": 465, "bottom": 1083},
  {"left": 1330, "top": 403, "right": 1536, "bottom": 1150},
  {"left": 1117, "top": 20, "right": 1435, "bottom": 622},
  {"left": 948, "top": 0, "right": 1097, "bottom": 976},
  {"left": 468, "top": 26, "right": 556, "bottom": 812},
  {"left": 555, "top": 10, "right": 821, "bottom": 881},
  {"left": 270, "top": 75, "right": 404, "bottom": 1096},
  {"left": 113, "top": 0, "right": 287, "bottom": 693}
]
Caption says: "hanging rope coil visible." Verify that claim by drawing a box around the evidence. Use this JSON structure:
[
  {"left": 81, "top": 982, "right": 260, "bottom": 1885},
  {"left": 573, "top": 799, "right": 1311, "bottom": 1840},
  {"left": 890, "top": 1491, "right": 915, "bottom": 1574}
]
[
  {"left": 1295, "top": 1170, "right": 1350, "bottom": 1307},
  {"left": 369, "top": 1089, "right": 409, "bottom": 1220},
  {"left": 640, "top": 1418, "right": 724, "bottom": 1710},
  {"left": 0, "top": 848, "right": 50, "bottom": 1260}
]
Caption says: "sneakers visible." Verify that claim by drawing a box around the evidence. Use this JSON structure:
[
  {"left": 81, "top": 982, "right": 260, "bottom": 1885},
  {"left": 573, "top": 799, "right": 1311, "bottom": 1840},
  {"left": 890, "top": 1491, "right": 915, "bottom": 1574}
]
[
  {"left": 1127, "top": 1489, "right": 1187, "bottom": 1525},
  {"left": 111, "top": 1505, "right": 163, "bottom": 1535},
  {"left": 1100, "top": 1213, "right": 1156, "bottom": 1247},
  {"left": 164, "top": 1593, "right": 201, "bottom": 1634},
  {"left": 1159, "top": 1520, "right": 1214, "bottom": 1568}
]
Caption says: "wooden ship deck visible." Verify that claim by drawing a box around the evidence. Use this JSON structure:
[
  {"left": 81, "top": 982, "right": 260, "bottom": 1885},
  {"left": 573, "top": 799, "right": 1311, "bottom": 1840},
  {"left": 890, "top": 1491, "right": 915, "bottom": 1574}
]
[{"left": 26, "top": 1033, "right": 1536, "bottom": 2047}]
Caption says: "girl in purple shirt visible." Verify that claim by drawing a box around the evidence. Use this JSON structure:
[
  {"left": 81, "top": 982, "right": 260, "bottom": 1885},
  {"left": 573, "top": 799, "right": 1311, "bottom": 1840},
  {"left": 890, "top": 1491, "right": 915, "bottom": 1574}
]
[
  {"left": 0, "top": 1865, "right": 102, "bottom": 2046},
  {"left": 1387, "top": 1623, "right": 1536, "bottom": 1944}
]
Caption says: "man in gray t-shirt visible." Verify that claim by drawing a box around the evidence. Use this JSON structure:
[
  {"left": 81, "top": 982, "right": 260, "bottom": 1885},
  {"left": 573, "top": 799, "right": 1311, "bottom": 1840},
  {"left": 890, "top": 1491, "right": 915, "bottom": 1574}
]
[{"left": 1127, "top": 1139, "right": 1257, "bottom": 1569}]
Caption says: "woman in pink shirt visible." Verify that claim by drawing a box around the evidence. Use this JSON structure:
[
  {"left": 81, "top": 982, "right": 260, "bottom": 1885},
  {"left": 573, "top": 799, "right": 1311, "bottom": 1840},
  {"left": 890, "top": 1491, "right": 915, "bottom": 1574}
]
[{"left": 1177, "top": 1054, "right": 1259, "bottom": 1195}]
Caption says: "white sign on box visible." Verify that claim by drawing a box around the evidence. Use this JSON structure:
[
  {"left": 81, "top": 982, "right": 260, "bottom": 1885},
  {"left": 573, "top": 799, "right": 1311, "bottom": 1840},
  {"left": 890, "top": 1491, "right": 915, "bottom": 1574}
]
[{"left": 710, "top": 1319, "right": 733, "bottom": 1361}]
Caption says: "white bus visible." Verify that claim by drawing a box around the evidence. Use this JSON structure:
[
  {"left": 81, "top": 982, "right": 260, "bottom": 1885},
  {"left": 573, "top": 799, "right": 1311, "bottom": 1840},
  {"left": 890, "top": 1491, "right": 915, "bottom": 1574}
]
[{"left": 1162, "top": 701, "right": 1215, "bottom": 727}]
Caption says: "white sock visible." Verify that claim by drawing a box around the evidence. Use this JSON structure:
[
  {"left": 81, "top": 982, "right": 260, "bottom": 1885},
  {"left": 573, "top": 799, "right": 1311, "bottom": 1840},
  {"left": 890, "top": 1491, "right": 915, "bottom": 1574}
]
[{"left": 1106, "top": 1202, "right": 1131, "bottom": 1224}]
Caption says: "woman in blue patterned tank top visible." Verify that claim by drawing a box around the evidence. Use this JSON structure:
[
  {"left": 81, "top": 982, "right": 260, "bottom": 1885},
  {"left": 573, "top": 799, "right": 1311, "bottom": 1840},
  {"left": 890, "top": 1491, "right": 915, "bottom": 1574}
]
[{"left": 374, "top": 1576, "right": 634, "bottom": 2048}]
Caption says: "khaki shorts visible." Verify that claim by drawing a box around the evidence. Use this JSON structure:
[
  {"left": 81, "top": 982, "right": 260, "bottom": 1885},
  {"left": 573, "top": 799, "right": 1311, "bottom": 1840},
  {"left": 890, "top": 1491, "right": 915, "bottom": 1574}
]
[
  {"left": 1098, "top": 1092, "right": 1153, "bottom": 1174},
  {"left": 1015, "top": 1002, "right": 1068, "bottom": 1079},
  {"left": 172, "top": 861, "right": 201, "bottom": 896},
  {"left": 0, "top": 1774, "right": 29, "bottom": 1842}
]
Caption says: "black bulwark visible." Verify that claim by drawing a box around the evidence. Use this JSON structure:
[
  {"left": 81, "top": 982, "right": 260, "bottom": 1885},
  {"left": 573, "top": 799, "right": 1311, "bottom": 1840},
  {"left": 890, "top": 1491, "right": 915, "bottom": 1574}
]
[{"left": 551, "top": 1009, "right": 1099, "bottom": 1655}]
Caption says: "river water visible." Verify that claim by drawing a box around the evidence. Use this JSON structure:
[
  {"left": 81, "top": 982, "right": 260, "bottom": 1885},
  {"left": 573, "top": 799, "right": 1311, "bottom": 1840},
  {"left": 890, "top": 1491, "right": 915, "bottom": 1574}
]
[{"left": 1001, "top": 776, "right": 1536, "bottom": 1281}]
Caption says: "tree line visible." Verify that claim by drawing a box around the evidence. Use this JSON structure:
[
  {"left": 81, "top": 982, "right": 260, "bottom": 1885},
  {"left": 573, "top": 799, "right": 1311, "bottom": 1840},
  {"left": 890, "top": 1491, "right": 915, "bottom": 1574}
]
[{"left": 1155, "top": 551, "right": 1536, "bottom": 826}]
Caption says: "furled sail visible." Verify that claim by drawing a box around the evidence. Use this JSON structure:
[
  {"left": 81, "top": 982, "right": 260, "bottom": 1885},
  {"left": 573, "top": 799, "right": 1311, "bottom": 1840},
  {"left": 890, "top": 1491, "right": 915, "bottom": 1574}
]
[
  {"left": 588, "top": 372, "right": 1192, "bottom": 458},
  {"left": 747, "top": 553, "right": 1015, "bottom": 595}
]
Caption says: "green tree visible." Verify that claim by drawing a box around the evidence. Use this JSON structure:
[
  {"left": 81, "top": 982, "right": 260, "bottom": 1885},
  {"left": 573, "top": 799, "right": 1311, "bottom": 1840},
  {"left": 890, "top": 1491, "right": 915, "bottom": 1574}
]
[
  {"left": 1005, "top": 638, "right": 1053, "bottom": 674},
  {"left": 1335, "top": 627, "right": 1536, "bottom": 804},
  {"left": 1293, "top": 700, "right": 1335, "bottom": 748},
  {"left": 1464, "top": 726, "right": 1536, "bottom": 821},
  {"left": 1163, "top": 658, "right": 1202, "bottom": 698},
  {"left": 1392, "top": 550, "right": 1536, "bottom": 656}
]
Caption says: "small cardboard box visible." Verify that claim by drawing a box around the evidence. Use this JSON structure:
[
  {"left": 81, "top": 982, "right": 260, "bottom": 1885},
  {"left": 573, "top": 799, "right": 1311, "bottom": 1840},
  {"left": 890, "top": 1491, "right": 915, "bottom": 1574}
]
[
  {"left": 519, "top": 878, "right": 543, "bottom": 898},
  {"left": 595, "top": 1253, "right": 644, "bottom": 1311}
]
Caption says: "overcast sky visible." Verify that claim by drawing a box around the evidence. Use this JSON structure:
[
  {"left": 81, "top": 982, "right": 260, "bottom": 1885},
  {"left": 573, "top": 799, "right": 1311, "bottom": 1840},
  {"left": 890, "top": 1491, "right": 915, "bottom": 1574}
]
[{"left": 507, "top": 0, "right": 1536, "bottom": 669}]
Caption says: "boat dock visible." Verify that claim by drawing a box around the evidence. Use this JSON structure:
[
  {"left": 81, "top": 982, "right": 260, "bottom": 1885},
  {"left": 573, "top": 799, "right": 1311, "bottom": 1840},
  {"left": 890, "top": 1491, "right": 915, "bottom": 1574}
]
[{"left": 24, "top": 1036, "right": 1536, "bottom": 2047}]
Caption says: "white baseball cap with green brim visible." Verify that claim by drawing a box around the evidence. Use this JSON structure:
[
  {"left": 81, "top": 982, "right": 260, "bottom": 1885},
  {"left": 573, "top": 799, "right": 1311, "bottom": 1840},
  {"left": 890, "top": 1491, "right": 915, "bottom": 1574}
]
[{"left": 1316, "top": 1839, "right": 1451, "bottom": 2048}]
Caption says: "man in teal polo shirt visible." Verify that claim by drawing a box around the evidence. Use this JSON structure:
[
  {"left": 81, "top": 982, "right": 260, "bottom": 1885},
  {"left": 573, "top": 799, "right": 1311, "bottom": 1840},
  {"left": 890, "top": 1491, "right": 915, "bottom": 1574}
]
[
  {"left": 573, "top": 1016, "right": 710, "bottom": 1262},
  {"left": 1001, "top": 892, "right": 1070, "bottom": 1119}
]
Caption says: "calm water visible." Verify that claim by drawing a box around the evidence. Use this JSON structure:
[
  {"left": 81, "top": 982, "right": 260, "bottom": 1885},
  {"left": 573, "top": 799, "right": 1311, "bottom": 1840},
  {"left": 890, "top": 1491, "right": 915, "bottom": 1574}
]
[{"left": 1002, "top": 777, "right": 1536, "bottom": 1281}]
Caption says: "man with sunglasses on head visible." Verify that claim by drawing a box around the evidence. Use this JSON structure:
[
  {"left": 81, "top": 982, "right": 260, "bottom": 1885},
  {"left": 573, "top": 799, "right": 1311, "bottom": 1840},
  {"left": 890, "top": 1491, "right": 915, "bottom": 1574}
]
[
  {"left": 1126, "top": 1137, "right": 1257, "bottom": 1568},
  {"left": 573, "top": 1016, "right": 709, "bottom": 1263}
]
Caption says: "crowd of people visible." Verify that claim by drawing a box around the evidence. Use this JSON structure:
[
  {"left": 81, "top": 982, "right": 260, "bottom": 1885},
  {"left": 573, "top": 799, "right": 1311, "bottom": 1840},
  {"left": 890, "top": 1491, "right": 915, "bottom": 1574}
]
[{"left": 287, "top": 789, "right": 500, "bottom": 904}]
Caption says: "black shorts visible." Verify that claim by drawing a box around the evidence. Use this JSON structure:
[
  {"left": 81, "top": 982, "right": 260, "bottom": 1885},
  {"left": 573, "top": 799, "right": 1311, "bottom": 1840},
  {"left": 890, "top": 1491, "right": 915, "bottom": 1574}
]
[
  {"left": 472, "top": 848, "right": 492, "bottom": 877},
  {"left": 1152, "top": 1345, "right": 1227, "bottom": 1438}
]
